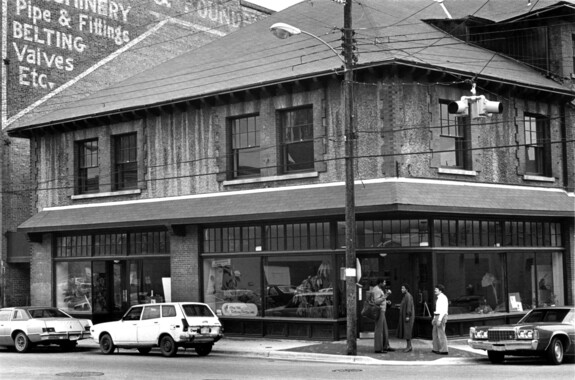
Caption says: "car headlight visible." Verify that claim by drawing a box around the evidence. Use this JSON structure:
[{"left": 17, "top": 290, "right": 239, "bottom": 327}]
[
  {"left": 470, "top": 327, "right": 488, "bottom": 340},
  {"left": 517, "top": 329, "right": 535, "bottom": 339}
]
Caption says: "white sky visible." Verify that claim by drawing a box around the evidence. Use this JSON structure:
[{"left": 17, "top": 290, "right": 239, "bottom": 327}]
[{"left": 245, "top": 0, "right": 305, "bottom": 12}]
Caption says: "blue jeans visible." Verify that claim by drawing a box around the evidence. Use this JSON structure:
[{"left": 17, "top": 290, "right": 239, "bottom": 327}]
[{"left": 432, "top": 315, "right": 448, "bottom": 353}]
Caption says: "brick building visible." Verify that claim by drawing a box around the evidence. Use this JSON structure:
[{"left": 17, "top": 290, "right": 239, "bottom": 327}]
[
  {"left": 0, "top": 0, "right": 270, "bottom": 307},
  {"left": 6, "top": 0, "right": 575, "bottom": 339}
]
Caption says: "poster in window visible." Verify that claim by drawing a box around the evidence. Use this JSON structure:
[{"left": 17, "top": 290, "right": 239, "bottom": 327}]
[{"left": 508, "top": 292, "right": 523, "bottom": 312}]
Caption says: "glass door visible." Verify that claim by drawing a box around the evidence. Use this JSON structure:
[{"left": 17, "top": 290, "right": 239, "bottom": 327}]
[{"left": 92, "top": 260, "right": 128, "bottom": 322}]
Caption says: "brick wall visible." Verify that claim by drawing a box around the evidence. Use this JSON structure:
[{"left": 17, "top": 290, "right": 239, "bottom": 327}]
[{"left": 170, "top": 225, "right": 200, "bottom": 302}]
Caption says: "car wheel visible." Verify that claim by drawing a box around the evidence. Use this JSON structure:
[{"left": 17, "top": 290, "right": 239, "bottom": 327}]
[
  {"left": 487, "top": 350, "right": 505, "bottom": 364},
  {"left": 99, "top": 334, "right": 116, "bottom": 355},
  {"left": 137, "top": 347, "right": 152, "bottom": 355},
  {"left": 14, "top": 332, "right": 31, "bottom": 353},
  {"left": 195, "top": 344, "right": 212, "bottom": 357},
  {"left": 160, "top": 335, "right": 177, "bottom": 357},
  {"left": 546, "top": 337, "right": 564, "bottom": 365},
  {"left": 59, "top": 341, "right": 78, "bottom": 351}
]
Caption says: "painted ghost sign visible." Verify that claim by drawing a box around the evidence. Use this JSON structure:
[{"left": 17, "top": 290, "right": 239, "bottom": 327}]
[{"left": 1, "top": 0, "right": 268, "bottom": 128}]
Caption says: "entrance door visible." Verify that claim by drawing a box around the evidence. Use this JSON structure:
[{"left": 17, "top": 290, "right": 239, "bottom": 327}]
[
  {"left": 358, "top": 252, "right": 431, "bottom": 335},
  {"left": 92, "top": 261, "right": 129, "bottom": 323}
]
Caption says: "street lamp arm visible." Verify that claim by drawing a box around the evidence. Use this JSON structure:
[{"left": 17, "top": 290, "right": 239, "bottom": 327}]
[
  {"left": 299, "top": 30, "right": 345, "bottom": 64},
  {"left": 269, "top": 23, "right": 345, "bottom": 65}
]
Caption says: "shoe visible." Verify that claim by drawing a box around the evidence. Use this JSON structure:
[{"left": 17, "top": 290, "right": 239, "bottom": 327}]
[
  {"left": 439, "top": 352, "right": 449, "bottom": 355},
  {"left": 432, "top": 350, "right": 439, "bottom": 354},
  {"left": 403, "top": 348, "right": 412, "bottom": 353},
  {"left": 386, "top": 348, "right": 396, "bottom": 352},
  {"left": 381, "top": 350, "right": 388, "bottom": 354}
]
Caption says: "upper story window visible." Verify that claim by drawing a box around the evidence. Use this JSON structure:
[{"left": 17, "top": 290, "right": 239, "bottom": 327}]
[
  {"left": 572, "top": 34, "right": 575, "bottom": 74},
  {"left": 280, "top": 106, "right": 314, "bottom": 173},
  {"left": 230, "top": 114, "right": 261, "bottom": 178},
  {"left": 77, "top": 139, "right": 99, "bottom": 194},
  {"left": 524, "top": 114, "right": 551, "bottom": 176},
  {"left": 113, "top": 133, "right": 138, "bottom": 190},
  {"left": 439, "top": 100, "right": 470, "bottom": 169}
]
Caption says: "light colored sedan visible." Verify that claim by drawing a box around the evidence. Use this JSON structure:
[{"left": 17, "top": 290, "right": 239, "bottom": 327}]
[
  {"left": 91, "top": 302, "right": 223, "bottom": 357},
  {"left": 0, "top": 307, "right": 93, "bottom": 353}
]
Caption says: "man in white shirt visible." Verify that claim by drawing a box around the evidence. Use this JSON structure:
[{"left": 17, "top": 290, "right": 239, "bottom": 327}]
[{"left": 432, "top": 284, "right": 449, "bottom": 355}]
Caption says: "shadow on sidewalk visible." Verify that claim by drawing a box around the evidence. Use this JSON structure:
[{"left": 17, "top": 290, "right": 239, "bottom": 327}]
[{"left": 282, "top": 338, "right": 483, "bottom": 361}]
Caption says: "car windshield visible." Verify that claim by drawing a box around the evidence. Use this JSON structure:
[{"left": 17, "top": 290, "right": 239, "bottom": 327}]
[
  {"left": 520, "top": 309, "right": 570, "bottom": 324},
  {"left": 182, "top": 304, "right": 214, "bottom": 317},
  {"left": 28, "top": 308, "right": 70, "bottom": 318}
]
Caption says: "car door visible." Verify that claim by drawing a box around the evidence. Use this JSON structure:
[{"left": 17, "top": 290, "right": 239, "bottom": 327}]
[
  {"left": 0, "top": 310, "right": 13, "bottom": 345},
  {"left": 113, "top": 306, "right": 142, "bottom": 345},
  {"left": 137, "top": 305, "right": 161, "bottom": 345}
]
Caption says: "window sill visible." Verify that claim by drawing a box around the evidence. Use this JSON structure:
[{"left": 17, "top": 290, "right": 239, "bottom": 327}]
[
  {"left": 523, "top": 175, "right": 555, "bottom": 183},
  {"left": 438, "top": 167, "right": 477, "bottom": 176},
  {"left": 71, "top": 189, "right": 142, "bottom": 200},
  {"left": 223, "top": 172, "right": 319, "bottom": 186}
]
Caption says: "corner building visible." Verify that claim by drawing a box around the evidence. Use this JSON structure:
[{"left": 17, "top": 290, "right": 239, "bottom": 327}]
[{"left": 7, "top": 0, "right": 575, "bottom": 340}]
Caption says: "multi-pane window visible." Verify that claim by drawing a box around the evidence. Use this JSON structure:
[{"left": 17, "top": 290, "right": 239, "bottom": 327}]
[
  {"left": 114, "top": 133, "right": 138, "bottom": 190},
  {"left": 524, "top": 114, "right": 550, "bottom": 176},
  {"left": 572, "top": 34, "right": 575, "bottom": 74},
  {"left": 439, "top": 100, "right": 469, "bottom": 169},
  {"left": 231, "top": 115, "right": 260, "bottom": 178},
  {"left": 77, "top": 139, "right": 99, "bottom": 194},
  {"left": 280, "top": 107, "right": 314, "bottom": 172},
  {"left": 55, "top": 231, "right": 169, "bottom": 257}
]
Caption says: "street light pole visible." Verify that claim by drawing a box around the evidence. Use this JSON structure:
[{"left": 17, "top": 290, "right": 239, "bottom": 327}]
[
  {"left": 342, "top": 0, "right": 357, "bottom": 356},
  {"left": 270, "top": 0, "right": 357, "bottom": 356}
]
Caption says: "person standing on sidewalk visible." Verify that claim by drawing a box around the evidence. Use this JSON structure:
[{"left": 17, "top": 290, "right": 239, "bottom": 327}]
[
  {"left": 398, "top": 283, "right": 415, "bottom": 352},
  {"left": 372, "top": 278, "right": 394, "bottom": 353},
  {"left": 432, "top": 284, "right": 449, "bottom": 355}
]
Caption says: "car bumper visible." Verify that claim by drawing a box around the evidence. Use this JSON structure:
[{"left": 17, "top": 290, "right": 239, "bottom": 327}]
[
  {"left": 468, "top": 339, "right": 538, "bottom": 351},
  {"left": 178, "top": 331, "right": 223, "bottom": 344},
  {"left": 37, "top": 331, "right": 91, "bottom": 342}
]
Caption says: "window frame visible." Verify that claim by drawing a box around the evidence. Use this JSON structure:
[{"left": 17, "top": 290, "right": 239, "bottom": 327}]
[
  {"left": 279, "top": 106, "right": 315, "bottom": 173},
  {"left": 229, "top": 114, "right": 261, "bottom": 178},
  {"left": 524, "top": 113, "right": 551, "bottom": 176},
  {"left": 113, "top": 132, "right": 138, "bottom": 191},
  {"left": 439, "top": 100, "right": 470, "bottom": 169},
  {"left": 76, "top": 139, "right": 99, "bottom": 194}
]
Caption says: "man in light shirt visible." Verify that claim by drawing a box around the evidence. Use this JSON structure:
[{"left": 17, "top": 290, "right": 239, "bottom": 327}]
[{"left": 432, "top": 284, "right": 449, "bottom": 355}]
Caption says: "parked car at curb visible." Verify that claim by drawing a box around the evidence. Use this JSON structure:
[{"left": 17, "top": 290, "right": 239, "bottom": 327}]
[
  {"left": 468, "top": 306, "right": 575, "bottom": 365},
  {"left": 90, "top": 302, "right": 223, "bottom": 357},
  {"left": 0, "top": 306, "right": 93, "bottom": 353}
]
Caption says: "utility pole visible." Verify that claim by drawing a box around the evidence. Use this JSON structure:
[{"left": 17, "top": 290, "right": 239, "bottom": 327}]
[{"left": 342, "top": 0, "right": 357, "bottom": 356}]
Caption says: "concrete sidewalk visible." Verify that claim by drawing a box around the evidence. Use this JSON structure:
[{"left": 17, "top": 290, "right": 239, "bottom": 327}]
[{"left": 79, "top": 336, "right": 486, "bottom": 366}]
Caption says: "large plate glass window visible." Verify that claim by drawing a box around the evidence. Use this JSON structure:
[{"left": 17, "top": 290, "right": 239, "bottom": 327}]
[
  {"left": 264, "top": 255, "right": 334, "bottom": 319},
  {"left": 436, "top": 252, "right": 504, "bottom": 315},
  {"left": 203, "top": 257, "right": 261, "bottom": 317}
]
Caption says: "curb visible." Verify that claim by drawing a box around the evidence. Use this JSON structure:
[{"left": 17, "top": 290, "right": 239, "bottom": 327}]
[{"left": 214, "top": 349, "right": 481, "bottom": 366}]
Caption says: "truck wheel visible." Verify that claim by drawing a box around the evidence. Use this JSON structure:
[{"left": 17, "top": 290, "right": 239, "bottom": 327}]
[
  {"left": 100, "top": 334, "right": 115, "bottom": 355},
  {"left": 160, "top": 335, "right": 177, "bottom": 357},
  {"left": 14, "top": 332, "right": 31, "bottom": 353},
  {"left": 195, "top": 344, "right": 212, "bottom": 356},
  {"left": 546, "top": 337, "right": 564, "bottom": 365},
  {"left": 487, "top": 350, "right": 504, "bottom": 364}
]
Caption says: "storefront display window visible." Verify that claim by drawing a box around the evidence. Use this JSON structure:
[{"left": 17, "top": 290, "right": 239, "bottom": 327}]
[
  {"left": 264, "top": 255, "right": 334, "bottom": 319},
  {"left": 204, "top": 257, "right": 262, "bottom": 317},
  {"left": 436, "top": 252, "right": 504, "bottom": 315},
  {"left": 56, "top": 261, "right": 93, "bottom": 314}
]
